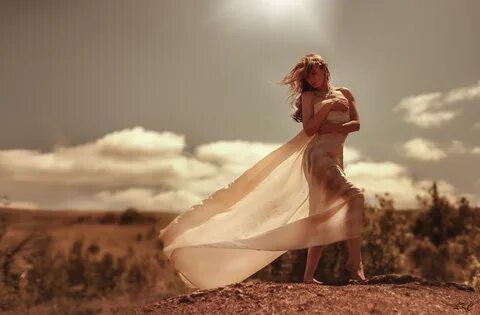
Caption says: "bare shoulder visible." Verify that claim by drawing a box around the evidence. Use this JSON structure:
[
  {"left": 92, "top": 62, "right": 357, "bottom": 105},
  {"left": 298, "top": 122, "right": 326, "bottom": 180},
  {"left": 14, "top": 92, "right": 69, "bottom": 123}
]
[
  {"left": 336, "top": 86, "right": 356, "bottom": 102},
  {"left": 336, "top": 86, "right": 360, "bottom": 121},
  {"left": 301, "top": 91, "right": 314, "bottom": 106}
]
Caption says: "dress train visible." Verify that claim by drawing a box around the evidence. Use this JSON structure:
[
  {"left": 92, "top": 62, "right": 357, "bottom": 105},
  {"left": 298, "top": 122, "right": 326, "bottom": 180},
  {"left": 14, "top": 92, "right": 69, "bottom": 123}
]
[{"left": 158, "top": 125, "right": 364, "bottom": 289}]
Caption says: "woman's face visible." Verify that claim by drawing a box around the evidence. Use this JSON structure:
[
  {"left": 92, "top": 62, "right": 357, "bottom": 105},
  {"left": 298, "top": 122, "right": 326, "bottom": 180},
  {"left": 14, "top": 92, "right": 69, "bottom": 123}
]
[{"left": 305, "top": 63, "right": 326, "bottom": 89}]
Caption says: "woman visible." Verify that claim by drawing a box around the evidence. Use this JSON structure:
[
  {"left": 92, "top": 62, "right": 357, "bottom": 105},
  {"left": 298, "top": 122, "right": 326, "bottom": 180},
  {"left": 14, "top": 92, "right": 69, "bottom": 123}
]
[
  {"left": 158, "top": 53, "right": 366, "bottom": 289},
  {"left": 288, "top": 54, "right": 366, "bottom": 283}
]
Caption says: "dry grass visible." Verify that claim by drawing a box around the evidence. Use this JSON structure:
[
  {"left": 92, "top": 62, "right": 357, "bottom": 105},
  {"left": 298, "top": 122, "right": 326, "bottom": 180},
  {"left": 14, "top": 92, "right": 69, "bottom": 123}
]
[
  {"left": 0, "top": 183, "right": 479, "bottom": 314},
  {"left": 0, "top": 207, "right": 187, "bottom": 314}
]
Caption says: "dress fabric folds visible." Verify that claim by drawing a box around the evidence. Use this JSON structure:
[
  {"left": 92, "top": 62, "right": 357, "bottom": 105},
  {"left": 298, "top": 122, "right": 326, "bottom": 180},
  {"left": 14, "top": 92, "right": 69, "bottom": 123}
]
[{"left": 159, "top": 92, "right": 364, "bottom": 289}]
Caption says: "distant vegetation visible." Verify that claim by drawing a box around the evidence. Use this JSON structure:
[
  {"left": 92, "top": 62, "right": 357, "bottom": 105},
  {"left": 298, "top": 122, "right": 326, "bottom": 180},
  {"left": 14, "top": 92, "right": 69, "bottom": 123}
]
[
  {"left": 76, "top": 207, "right": 157, "bottom": 225},
  {"left": 0, "top": 183, "right": 479, "bottom": 314},
  {"left": 251, "top": 182, "right": 480, "bottom": 290},
  {"left": 0, "top": 207, "right": 184, "bottom": 314}
]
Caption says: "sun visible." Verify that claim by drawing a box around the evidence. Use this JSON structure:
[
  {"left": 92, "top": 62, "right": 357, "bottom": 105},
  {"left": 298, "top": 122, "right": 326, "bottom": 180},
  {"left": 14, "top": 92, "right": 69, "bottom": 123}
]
[
  {"left": 209, "top": 0, "right": 321, "bottom": 27},
  {"left": 207, "top": 0, "right": 339, "bottom": 44},
  {"left": 256, "top": 0, "right": 312, "bottom": 20}
]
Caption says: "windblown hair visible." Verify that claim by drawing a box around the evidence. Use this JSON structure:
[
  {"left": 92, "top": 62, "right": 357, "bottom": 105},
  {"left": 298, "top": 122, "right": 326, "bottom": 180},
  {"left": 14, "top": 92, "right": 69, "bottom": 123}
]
[{"left": 277, "top": 53, "right": 335, "bottom": 123}]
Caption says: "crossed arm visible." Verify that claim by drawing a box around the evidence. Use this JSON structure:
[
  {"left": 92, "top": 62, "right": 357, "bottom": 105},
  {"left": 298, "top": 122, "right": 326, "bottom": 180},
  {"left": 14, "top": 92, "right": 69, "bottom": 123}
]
[{"left": 318, "top": 87, "right": 360, "bottom": 135}]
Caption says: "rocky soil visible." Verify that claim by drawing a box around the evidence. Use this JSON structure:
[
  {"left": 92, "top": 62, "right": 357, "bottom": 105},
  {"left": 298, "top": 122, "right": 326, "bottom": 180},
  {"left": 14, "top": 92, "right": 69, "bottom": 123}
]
[{"left": 136, "top": 274, "right": 479, "bottom": 315}]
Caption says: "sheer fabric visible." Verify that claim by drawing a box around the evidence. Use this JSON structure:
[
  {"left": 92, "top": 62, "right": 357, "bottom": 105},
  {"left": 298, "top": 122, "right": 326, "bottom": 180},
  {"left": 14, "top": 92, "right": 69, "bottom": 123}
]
[{"left": 159, "top": 89, "right": 364, "bottom": 289}]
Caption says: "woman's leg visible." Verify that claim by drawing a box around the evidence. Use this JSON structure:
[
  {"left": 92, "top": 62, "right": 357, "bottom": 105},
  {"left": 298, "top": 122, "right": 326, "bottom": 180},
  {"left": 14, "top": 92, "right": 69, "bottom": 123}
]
[
  {"left": 303, "top": 245, "right": 325, "bottom": 282},
  {"left": 345, "top": 237, "right": 366, "bottom": 280},
  {"left": 345, "top": 193, "right": 366, "bottom": 280}
]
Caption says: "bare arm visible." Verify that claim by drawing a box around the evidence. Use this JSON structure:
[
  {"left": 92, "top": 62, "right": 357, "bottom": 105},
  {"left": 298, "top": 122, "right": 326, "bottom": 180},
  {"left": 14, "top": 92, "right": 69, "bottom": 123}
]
[
  {"left": 301, "top": 92, "right": 334, "bottom": 136},
  {"left": 319, "top": 120, "right": 360, "bottom": 134},
  {"left": 318, "top": 87, "right": 360, "bottom": 134}
]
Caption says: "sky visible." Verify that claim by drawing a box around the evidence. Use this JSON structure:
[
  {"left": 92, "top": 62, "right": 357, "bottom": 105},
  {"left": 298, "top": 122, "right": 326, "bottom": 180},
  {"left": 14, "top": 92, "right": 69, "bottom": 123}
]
[{"left": 0, "top": 0, "right": 479, "bottom": 212}]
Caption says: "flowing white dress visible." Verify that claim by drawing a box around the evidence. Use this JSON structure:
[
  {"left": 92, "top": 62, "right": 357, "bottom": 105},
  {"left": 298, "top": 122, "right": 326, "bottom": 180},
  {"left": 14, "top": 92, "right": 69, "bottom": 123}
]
[{"left": 159, "top": 88, "right": 364, "bottom": 289}]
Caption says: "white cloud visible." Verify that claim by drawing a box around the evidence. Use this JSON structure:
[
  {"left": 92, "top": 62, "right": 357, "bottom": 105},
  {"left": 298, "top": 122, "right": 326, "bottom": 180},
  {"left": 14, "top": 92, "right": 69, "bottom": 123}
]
[
  {"left": 1, "top": 127, "right": 478, "bottom": 212},
  {"left": 393, "top": 80, "right": 480, "bottom": 127},
  {"left": 412, "top": 179, "right": 480, "bottom": 208},
  {"left": 344, "top": 161, "right": 473, "bottom": 209},
  {"left": 393, "top": 92, "right": 460, "bottom": 127},
  {"left": 93, "top": 127, "right": 186, "bottom": 158},
  {"left": 0, "top": 127, "right": 217, "bottom": 189},
  {"left": 447, "top": 140, "right": 468, "bottom": 155},
  {"left": 344, "top": 147, "right": 362, "bottom": 164},
  {"left": 346, "top": 161, "right": 419, "bottom": 207},
  {"left": 400, "top": 138, "right": 447, "bottom": 161},
  {"left": 398, "top": 138, "right": 478, "bottom": 160},
  {"left": 444, "top": 81, "right": 480, "bottom": 103},
  {"left": 0, "top": 127, "right": 285, "bottom": 212},
  {"left": 415, "top": 179, "right": 461, "bottom": 206},
  {"left": 196, "top": 140, "right": 281, "bottom": 168}
]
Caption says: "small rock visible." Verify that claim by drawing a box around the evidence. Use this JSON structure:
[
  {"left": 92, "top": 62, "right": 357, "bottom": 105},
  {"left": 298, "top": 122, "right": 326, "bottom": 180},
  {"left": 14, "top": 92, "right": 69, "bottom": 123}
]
[
  {"left": 178, "top": 295, "right": 194, "bottom": 304},
  {"left": 190, "top": 291, "right": 207, "bottom": 298}
]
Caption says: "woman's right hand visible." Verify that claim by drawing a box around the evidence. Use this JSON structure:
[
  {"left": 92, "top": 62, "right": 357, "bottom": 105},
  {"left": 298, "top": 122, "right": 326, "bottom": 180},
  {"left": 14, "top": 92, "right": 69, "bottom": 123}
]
[{"left": 330, "top": 100, "right": 349, "bottom": 112}]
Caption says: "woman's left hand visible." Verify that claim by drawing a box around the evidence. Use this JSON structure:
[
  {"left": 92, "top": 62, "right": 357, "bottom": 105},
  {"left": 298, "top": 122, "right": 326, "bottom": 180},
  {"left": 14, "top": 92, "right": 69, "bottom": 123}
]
[{"left": 318, "top": 122, "right": 343, "bottom": 134}]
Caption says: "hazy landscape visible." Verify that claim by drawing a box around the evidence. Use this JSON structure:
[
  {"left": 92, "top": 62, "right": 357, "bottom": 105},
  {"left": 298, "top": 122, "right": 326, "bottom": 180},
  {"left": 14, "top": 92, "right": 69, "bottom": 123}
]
[{"left": 0, "top": 181, "right": 479, "bottom": 314}]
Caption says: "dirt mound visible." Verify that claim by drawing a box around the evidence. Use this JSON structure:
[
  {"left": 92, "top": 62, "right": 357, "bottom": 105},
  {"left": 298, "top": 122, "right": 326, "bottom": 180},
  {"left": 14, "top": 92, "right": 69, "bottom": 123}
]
[{"left": 137, "top": 274, "right": 479, "bottom": 314}]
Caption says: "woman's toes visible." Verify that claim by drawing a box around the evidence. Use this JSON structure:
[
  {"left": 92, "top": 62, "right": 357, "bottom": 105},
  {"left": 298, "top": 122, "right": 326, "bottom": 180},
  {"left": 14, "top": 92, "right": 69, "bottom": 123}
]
[{"left": 304, "top": 278, "right": 324, "bottom": 284}]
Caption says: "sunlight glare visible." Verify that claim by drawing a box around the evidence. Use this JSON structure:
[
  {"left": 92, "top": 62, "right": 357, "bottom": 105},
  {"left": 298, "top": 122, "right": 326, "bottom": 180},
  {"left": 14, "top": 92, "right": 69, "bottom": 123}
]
[{"left": 208, "top": 0, "right": 340, "bottom": 45}]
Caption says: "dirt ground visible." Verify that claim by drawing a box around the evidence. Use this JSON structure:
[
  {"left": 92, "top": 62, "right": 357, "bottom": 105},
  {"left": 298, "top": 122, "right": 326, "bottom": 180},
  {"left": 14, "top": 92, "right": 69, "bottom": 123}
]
[{"left": 136, "top": 274, "right": 480, "bottom": 315}]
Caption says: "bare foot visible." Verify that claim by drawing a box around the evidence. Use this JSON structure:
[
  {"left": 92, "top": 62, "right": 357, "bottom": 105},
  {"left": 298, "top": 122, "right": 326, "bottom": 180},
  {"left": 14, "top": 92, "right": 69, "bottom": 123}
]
[
  {"left": 346, "top": 269, "right": 366, "bottom": 281},
  {"left": 345, "top": 263, "right": 366, "bottom": 281},
  {"left": 303, "top": 277, "right": 324, "bottom": 284}
]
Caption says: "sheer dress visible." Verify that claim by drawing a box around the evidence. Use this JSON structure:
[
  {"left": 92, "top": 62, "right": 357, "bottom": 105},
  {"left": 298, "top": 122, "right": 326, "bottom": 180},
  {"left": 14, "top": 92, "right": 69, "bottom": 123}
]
[{"left": 159, "top": 87, "right": 364, "bottom": 289}]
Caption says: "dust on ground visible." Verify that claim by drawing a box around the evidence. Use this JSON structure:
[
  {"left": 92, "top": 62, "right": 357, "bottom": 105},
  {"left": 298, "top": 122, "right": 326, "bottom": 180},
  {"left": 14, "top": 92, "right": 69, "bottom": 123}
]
[{"left": 137, "top": 274, "right": 479, "bottom": 315}]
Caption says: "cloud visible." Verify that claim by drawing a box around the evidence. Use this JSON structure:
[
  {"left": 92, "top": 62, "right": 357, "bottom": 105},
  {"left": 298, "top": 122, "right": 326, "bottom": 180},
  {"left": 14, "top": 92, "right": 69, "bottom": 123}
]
[
  {"left": 444, "top": 81, "right": 480, "bottom": 103},
  {"left": 195, "top": 140, "right": 281, "bottom": 169},
  {"left": 93, "top": 127, "right": 186, "bottom": 158},
  {"left": 0, "top": 127, "right": 216, "bottom": 189},
  {"left": 344, "top": 160, "right": 475, "bottom": 209},
  {"left": 393, "top": 80, "right": 480, "bottom": 127},
  {"left": 398, "top": 137, "right": 478, "bottom": 161},
  {"left": 415, "top": 179, "right": 466, "bottom": 206},
  {"left": 0, "top": 127, "right": 286, "bottom": 212},
  {"left": 399, "top": 138, "right": 447, "bottom": 161},
  {"left": 1, "top": 127, "right": 477, "bottom": 212},
  {"left": 344, "top": 147, "right": 362, "bottom": 164},
  {"left": 346, "top": 161, "right": 418, "bottom": 205},
  {"left": 447, "top": 140, "right": 468, "bottom": 155}
]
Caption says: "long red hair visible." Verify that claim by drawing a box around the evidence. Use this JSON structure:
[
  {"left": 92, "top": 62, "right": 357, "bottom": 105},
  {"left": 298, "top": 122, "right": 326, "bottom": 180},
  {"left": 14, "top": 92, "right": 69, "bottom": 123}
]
[{"left": 277, "top": 53, "right": 334, "bottom": 123}]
